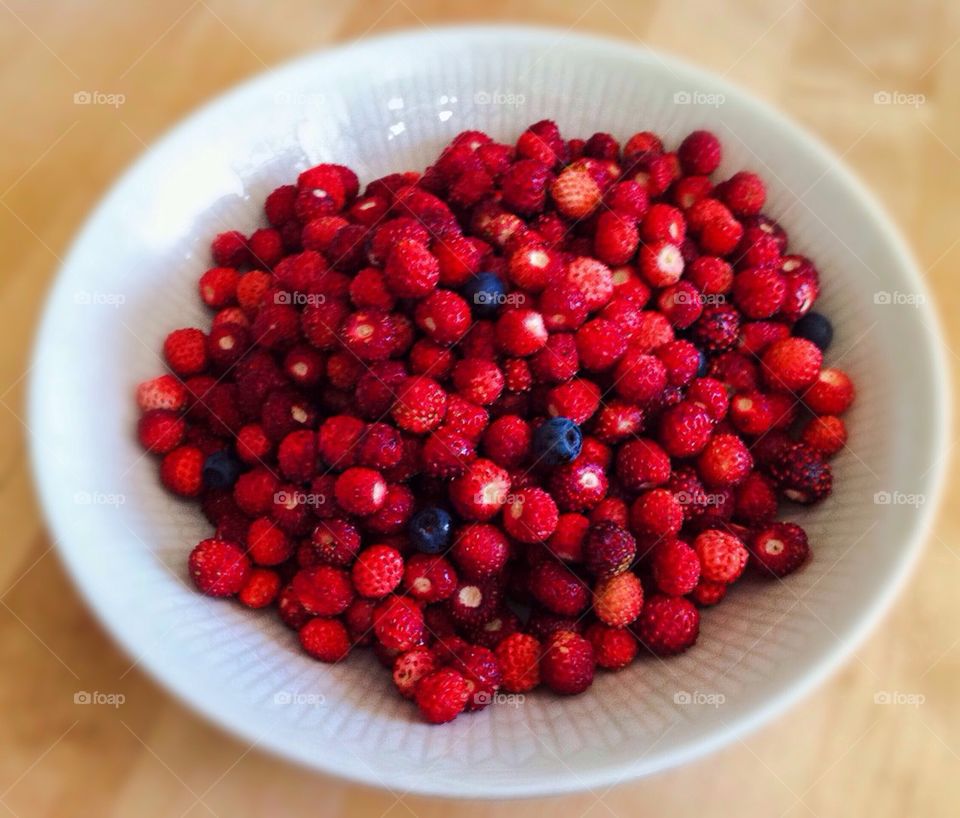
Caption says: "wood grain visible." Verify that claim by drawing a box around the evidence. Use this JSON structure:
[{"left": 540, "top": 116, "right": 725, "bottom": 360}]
[{"left": 1, "top": 1, "right": 958, "bottom": 816}]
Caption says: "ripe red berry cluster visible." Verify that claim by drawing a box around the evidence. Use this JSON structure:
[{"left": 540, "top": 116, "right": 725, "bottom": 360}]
[{"left": 137, "top": 122, "right": 855, "bottom": 724}]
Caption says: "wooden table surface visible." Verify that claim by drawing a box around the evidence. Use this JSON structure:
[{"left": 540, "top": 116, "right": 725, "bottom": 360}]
[{"left": 2, "top": 1, "right": 959, "bottom": 816}]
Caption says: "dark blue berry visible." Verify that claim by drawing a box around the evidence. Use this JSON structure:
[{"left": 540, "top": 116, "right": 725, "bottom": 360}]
[
  {"left": 462, "top": 271, "right": 507, "bottom": 318},
  {"left": 793, "top": 312, "right": 833, "bottom": 351},
  {"left": 533, "top": 417, "right": 583, "bottom": 466},
  {"left": 202, "top": 450, "right": 241, "bottom": 490},
  {"left": 695, "top": 347, "right": 709, "bottom": 377},
  {"left": 409, "top": 507, "right": 454, "bottom": 554}
]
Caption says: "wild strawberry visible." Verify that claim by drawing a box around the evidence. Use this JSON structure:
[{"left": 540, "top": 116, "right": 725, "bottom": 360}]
[
  {"left": 291, "top": 565, "right": 354, "bottom": 615},
  {"left": 651, "top": 539, "right": 701, "bottom": 595},
  {"left": 442, "top": 395, "right": 489, "bottom": 443},
  {"left": 549, "top": 458, "right": 608, "bottom": 512},
  {"left": 373, "top": 595, "right": 424, "bottom": 651},
  {"left": 547, "top": 513, "right": 590, "bottom": 562},
  {"left": 655, "top": 339, "right": 702, "bottom": 386},
  {"left": 691, "top": 578, "right": 727, "bottom": 606},
  {"left": 211, "top": 230, "right": 249, "bottom": 267},
  {"left": 656, "top": 282, "right": 704, "bottom": 329},
  {"left": 639, "top": 240, "right": 684, "bottom": 288},
  {"left": 801, "top": 415, "right": 847, "bottom": 456},
  {"left": 733, "top": 266, "right": 787, "bottom": 319},
  {"left": 502, "top": 488, "right": 559, "bottom": 543},
  {"left": 658, "top": 401, "right": 714, "bottom": 458},
  {"left": 401, "top": 554, "right": 456, "bottom": 604},
  {"left": 501, "top": 159, "right": 552, "bottom": 214},
  {"left": 136, "top": 374, "right": 187, "bottom": 412},
  {"left": 606, "top": 180, "right": 650, "bottom": 219},
  {"left": 481, "top": 415, "right": 531, "bottom": 468},
  {"left": 630, "top": 310, "right": 676, "bottom": 352},
  {"left": 393, "top": 647, "right": 437, "bottom": 699},
  {"left": 687, "top": 256, "right": 734, "bottom": 295},
  {"left": 635, "top": 595, "right": 699, "bottom": 655},
  {"left": 565, "top": 256, "right": 614, "bottom": 311},
  {"left": 496, "top": 308, "right": 548, "bottom": 357},
  {"left": 698, "top": 433, "right": 753, "bottom": 487},
  {"left": 546, "top": 378, "right": 601, "bottom": 424},
  {"left": 592, "top": 401, "right": 643, "bottom": 445},
  {"left": 419, "top": 427, "right": 476, "bottom": 479},
  {"left": 384, "top": 239, "right": 440, "bottom": 298},
  {"left": 594, "top": 211, "right": 640, "bottom": 266},
  {"left": 769, "top": 443, "right": 833, "bottom": 504},
  {"left": 316, "top": 415, "right": 364, "bottom": 469},
  {"left": 506, "top": 245, "right": 560, "bottom": 292},
  {"left": 586, "top": 623, "right": 638, "bottom": 670},
  {"left": 351, "top": 544, "right": 404, "bottom": 598},
  {"left": 452, "top": 358, "right": 504, "bottom": 405},
  {"left": 575, "top": 318, "right": 627, "bottom": 372},
  {"left": 309, "top": 518, "right": 361, "bottom": 568},
  {"left": 188, "top": 538, "right": 250, "bottom": 596},
  {"left": 729, "top": 391, "right": 774, "bottom": 436},
  {"left": 803, "top": 368, "right": 855, "bottom": 415},
  {"left": 160, "top": 445, "right": 205, "bottom": 496},
  {"left": 733, "top": 471, "right": 778, "bottom": 526},
  {"left": 629, "top": 488, "right": 684, "bottom": 540},
  {"left": 496, "top": 633, "right": 541, "bottom": 692},
  {"left": 717, "top": 170, "right": 766, "bottom": 215},
  {"left": 583, "top": 522, "right": 636, "bottom": 578},
  {"left": 699, "top": 215, "right": 744, "bottom": 256},
  {"left": 392, "top": 376, "right": 447, "bottom": 433},
  {"left": 246, "top": 517, "right": 293, "bottom": 565},
  {"left": 750, "top": 522, "right": 810, "bottom": 577},
  {"left": 694, "top": 529, "right": 748, "bottom": 583},
  {"left": 137, "top": 410, "right": 185, "bottom": 454},
  {"left": 334, "top": 467, "right": 387, "bottom": 516},
  {"left": 762, "top": 338, "right": 823, "bottom": 392},
  {"left": 691, "top": 303, "right": 741, "bottom": 352},
  {"left": 451, "top": 523, "right": 510, "bottom": 579},
  {"left": 540, "top": 631, "right": 595, "bottom": 695},
  {"left": 233, "top": 467, "right": 279, "bottom": 515},
  {"left": 446, "top": 578, "right": 502, "bottom": 627},
  {"left": 780, "top": 269, "right": 819, "bottom": 321},
  {"left": 449, "top": 458, "right": 511, "bottom": 520},
  {"left": 551, "top": 167, "right": 602, "bottom": 218},
  {"left": 415, "top": 668, "right": 471, "bottom": 723},
  {"left": 299, "top": 618, "right": 351, "bottom": 663},
  {"left": 238, "top": 568, "right": 281, "bottom": 609},
  {"left": 678, "top": 130, "right": 722, "bottom": 175},
  {"left": 163, "top": 328, "right": 208, "bottom": 376},
  {"left": 613, "top": 438, "right": 669, "bottom": 492},
  {"left": 530, "top": 333, "right": 579, "bottom": 384},
  {"left": 672, "top": 175, "right": 714, "bottom": 210},
  {"left": 614, "top": 351, "right": 668, "bottom": 405},
  {"left": 528, "top": 560, "right": 589, "bottom": 616}
]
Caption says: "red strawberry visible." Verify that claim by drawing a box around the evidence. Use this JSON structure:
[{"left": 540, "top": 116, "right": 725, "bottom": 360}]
[
  {"left": 188, "top": 538, "right": 250, "bottom": 597},
  {"left": 540, "top": 631, "right": 595, "bottom": 695},
  {"left": 635, "top": 595, "right": 700, "bottom": 655}
]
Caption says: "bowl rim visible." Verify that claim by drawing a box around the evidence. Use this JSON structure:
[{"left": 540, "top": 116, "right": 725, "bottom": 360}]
[{"left": 28, "top": 23, "right": 951, "bottom": 798}]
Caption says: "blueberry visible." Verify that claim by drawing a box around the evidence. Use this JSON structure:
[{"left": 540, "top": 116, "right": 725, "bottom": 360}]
[
  {"left": 793, "top": 312, "right": 833, "bottom": 351},
  {"left": 695, "top": 347, "right": 709, "bottom": 377},
  {"left": 533, "top": 417, "right": 583, "bottom": 466},
  {"left": 462, "top": 271, "right": 507, "bottom": 318},
  {"left": 409, "top": 507, "right": 454, "bottom": 554},
  {"left": 202, "top": 450, "right": 241, "bottom": 490}
]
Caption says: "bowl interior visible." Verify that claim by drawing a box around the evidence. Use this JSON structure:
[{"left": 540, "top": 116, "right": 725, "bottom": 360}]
[{"left": 29, "top": 27, "right": 946, "bottom": 797}]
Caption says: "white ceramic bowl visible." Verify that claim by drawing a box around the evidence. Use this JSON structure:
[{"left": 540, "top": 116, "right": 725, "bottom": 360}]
[{"left": 30, "top": 26, "right": 948, "bottom": 798}]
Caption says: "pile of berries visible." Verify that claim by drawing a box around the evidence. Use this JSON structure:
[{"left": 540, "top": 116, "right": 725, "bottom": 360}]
[{"left": 136, "top": 123, "right": 855, "bottom": 724}]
